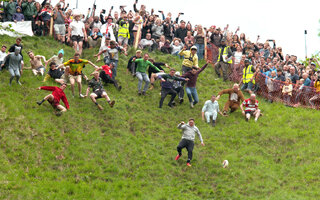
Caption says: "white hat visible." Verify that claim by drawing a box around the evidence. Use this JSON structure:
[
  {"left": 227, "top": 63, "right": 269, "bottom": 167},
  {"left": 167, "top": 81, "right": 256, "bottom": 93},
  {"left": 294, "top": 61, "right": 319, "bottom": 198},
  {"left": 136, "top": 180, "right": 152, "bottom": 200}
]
[{"left": 190, "top": 46, "right": 197, "bottom": 51}]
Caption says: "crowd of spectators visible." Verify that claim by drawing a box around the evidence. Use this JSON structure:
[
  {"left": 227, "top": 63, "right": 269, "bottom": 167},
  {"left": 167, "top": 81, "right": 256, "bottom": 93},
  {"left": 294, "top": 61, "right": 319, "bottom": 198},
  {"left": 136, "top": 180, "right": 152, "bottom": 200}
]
[{"left": 1, "top": 0, "right": 320, "bottom": 108}]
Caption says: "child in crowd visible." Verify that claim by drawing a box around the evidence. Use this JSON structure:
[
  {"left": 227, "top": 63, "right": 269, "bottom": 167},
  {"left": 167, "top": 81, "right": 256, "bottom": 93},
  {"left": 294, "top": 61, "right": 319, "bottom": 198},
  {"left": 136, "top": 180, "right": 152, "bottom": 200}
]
[{"left": 282, "top": 78, "right": 293, "bottom": 106}]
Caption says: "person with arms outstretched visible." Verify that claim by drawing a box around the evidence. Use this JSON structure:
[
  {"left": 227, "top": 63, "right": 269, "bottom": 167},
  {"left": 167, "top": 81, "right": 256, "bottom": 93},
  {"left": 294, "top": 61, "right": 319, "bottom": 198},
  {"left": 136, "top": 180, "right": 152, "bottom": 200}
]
[{"left": 175, "top": 118, "right": 205, "bottom": 167}]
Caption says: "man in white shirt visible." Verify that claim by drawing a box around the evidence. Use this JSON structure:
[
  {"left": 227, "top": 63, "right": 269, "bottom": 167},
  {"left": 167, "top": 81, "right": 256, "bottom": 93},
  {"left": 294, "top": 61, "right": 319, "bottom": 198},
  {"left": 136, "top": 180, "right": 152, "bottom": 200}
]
[
  {"left": 202, "top": 95, "right": 224, "bottom": 127},
  {"left": 0, "top": 45, "right": 7, "bottom": 71},
  {"left": 67, "top": 14, "right": 87, "bottom": 55}
]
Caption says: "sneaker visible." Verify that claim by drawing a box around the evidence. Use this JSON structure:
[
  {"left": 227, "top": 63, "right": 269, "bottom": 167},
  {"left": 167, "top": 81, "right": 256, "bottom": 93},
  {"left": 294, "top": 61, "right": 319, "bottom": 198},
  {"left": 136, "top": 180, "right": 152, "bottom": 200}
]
[
  {"left": 97, "top": 104, "right": 103, "bottom": 110},
  {"left": 142, "top": 91, "right": 146, "bottom": 95},
  {"left": 175, "top": 154, "right": 181, "bottom": 161},
  {"left": 186, "top": 163, "right": 192, "bottom": 167},
  {"left": 138, "top": 91, "right": 142, "bottom": 95},
  {"left": 223, "top": 111, "right": 228, "bottom": 116},
  {"left": 190, "top": 102, "right": 194, "bottom": 108},
  {"left": 109, "top": 100, "right": 115, "bottom": 108},
  {"left": 168, "top": 103, "right": 175, "bottom": 108},
  {"left": 245, "top": 117, "right": 249, "bottom": 122},
  {"left": 36, "top": 101, "right": 42, "bottom": 106},
  {"left": 179, "top": 98, "right": 184, "bottom": 104},
  {"left": 118, "top": 86, "right": 122, "bottom": 91},
  {"left": 79, "top": 94, "right": 85, "bottom": 98},
  {"left": 17, "top": 81, "right": 22, "bottom": 85},
  {"left": 212, "top": 120, "right": 216, "bottom": 127},
  {"left": 55, "top": 111, "right": 62, "bottom": 116}
]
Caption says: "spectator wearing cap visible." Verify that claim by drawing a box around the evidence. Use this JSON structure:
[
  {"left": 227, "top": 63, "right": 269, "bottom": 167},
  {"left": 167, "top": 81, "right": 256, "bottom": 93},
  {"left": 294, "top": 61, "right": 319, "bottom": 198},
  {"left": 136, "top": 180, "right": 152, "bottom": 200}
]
[
  {"left": 179, "top": 45, "right": 199, "bottom": 74},
  {"left": 174, "top": 20, "right": 187, "bottom": 42},
  {"left": 67, "top": 14, "right": 87, "bottom": 55},
  {"left": 12, "top": 6, "right": 24, "bottom": 22},
  {"left": 215, "top": 38, "right": 233, "bottom": 81},
  {"left": 100, "top": 15, "right": 116, "bottom": 47},
  {"left": 240, "top": 59, "right": 256, "bottom": 93}
]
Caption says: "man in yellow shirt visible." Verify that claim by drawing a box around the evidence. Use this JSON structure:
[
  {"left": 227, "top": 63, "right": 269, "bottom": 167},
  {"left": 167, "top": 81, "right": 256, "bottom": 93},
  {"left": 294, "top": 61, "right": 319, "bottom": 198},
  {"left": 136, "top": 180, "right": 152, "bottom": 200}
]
[{"left": 179, "top": 45, "right": 198, "bottom": 74}]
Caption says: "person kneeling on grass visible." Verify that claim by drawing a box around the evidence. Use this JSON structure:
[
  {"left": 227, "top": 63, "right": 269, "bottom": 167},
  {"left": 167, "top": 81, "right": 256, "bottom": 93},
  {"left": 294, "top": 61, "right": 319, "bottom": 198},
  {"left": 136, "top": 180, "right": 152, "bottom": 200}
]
[
  {"left": 36, "top": 83, "right": 70, "bottom": 116},
  {"left": 175, "top": 118, "right": 205, "bottom": 167},
  {"left": 240, "top": 93, "right": 261, "bottom": 122},
  {"left": 84, "top": 71, "right": 115, "bottom": 110},
  {"left": 158, "top": 68, "right": 188, "bottom": 108},
  {"left": 201, "top": 95, "right": 224, "bottom": 127}
]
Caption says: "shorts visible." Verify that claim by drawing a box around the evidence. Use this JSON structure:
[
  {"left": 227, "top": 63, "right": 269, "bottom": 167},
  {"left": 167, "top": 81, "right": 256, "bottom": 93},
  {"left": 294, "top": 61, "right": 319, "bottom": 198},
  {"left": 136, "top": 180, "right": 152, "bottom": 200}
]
[
  {"left": 54, "top": 24, "right": 66, "bottom": 36},
  {"left": 69, "top": 74, "right": 82, "bottom": 81},
  {"left": 32, "top": 66, "right": 45, "bottom": 73},
  {"left": 48, "top": 97, "right": 60, "bottom": 109},
  {"left": 71, "top": 35, "right": 84, "bottom": 43},
  {"left": 118, "top": 36, "right": 128, "bottom": 45},
  {"left": 61, "top": 74, "right": 68, "bottom": 83},
  {"left": 245, "top": 110, "right": 258, "bottom": 116},
  {"left": 93, "top": 89, "right": 105, "bottom": 99}
]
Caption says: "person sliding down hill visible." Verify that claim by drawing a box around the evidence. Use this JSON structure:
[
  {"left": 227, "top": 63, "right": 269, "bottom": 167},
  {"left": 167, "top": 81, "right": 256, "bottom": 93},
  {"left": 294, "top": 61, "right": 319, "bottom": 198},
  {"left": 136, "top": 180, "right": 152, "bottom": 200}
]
[
  {"left": 175, "top": 118, "right": 205, "bottom": 167},
  {"left": 240, "top": 93, "right": 261, "bottom": 122},
  {"left": 36, "top": 83, "right": 69, "bottom": 116},
  {"left": 58, "top": 53, "right": 99, "bottom": 98},
  {"left": 181, "top": 60, "right": 209, "bottom": 108},
  {"left": 158, "top": 68, "right": 188, "bottom": 108},
  {"left": 84, "top": 71, "right": 115, "bottom": 110}
]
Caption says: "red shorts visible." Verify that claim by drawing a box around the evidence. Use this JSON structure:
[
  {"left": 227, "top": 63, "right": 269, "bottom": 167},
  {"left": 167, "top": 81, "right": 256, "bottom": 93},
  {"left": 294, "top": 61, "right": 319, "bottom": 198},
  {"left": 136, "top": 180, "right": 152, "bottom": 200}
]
[{"left": 48, "top": 98, "right": 60, "bottom": 109}]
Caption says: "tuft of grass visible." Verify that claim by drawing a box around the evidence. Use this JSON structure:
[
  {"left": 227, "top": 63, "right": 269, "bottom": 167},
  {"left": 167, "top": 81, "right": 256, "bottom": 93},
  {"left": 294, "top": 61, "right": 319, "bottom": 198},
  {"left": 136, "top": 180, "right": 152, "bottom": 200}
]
[{"left": 0, "top": 36, "right": 320, "bottom": 199}]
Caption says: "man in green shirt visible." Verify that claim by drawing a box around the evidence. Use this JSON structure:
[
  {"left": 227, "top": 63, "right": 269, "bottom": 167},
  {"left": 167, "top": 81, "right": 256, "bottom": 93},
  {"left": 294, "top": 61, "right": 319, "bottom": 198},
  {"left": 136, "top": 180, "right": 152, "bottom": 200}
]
[{"left": 133, "top": 53, "right": 161, "bottom": 95}]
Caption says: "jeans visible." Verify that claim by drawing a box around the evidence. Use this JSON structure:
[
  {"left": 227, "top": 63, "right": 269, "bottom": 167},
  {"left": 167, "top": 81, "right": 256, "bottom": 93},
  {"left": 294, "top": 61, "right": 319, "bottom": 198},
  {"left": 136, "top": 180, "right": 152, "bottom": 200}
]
[
  {"left": 136, "top": 72, "right": 150, "bottom": 92},
  {"left": 186, "top": 87, "right": 199, "bottom": 104},
  {"left": 195, "top": 43, "right": 204, "bottom": 60},
  {"left": 241, "top": 82, "right": 254, "bottom": 91}
]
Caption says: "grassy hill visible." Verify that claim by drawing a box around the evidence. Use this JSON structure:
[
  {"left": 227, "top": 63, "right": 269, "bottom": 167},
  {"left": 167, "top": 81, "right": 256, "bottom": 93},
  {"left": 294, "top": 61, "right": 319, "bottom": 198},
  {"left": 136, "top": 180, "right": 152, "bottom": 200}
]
[{"left": 0, "top": 36, "right": 320, "bottom": 200}]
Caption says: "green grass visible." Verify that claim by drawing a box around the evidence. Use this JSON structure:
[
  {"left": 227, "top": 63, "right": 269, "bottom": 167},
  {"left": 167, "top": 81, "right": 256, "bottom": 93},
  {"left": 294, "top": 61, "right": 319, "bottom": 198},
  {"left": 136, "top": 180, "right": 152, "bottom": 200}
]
[{"left": 0, "top": 36, "right": 320, "bottom": 200}]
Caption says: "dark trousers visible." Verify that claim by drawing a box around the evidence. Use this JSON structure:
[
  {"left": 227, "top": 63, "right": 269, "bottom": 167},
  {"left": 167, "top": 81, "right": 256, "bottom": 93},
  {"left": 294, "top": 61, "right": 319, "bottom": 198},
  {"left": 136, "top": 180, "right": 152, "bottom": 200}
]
[
  {"left": 177, "top": 139, "right": 194, "bottom": 163},
  {"left": 174, "top": 86, "right": 184, "bottom": 99},
  {"left": 99, "top": 71, "right": 119, "bottom": 88},
  {"left": 159, "top": 87, "right": 177, "bottom": 108}
]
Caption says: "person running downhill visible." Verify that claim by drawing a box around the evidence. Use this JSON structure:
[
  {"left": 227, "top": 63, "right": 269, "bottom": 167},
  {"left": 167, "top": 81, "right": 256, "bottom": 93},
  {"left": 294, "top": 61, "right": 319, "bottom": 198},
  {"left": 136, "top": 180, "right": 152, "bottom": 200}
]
[
  {"left": 2, "top": 46, "right": 23, "bottom": 86},
  {"left": 36, "top": 83, "right": 70, "bottom": 116},
  {"left": 58, "top": 53, "right": 98, "bottom": 98},
  {"left": 84, "top": 71, "right": 115, "bottom": 110},
  {"left": 132, "top": 53, "right": 161, "bottom": 95},
  {"left": 175, "top": 118, "right": 205, "bottom": 167},
  {"left": 158, "top": 68, "right": 189, "bottom": 108}
]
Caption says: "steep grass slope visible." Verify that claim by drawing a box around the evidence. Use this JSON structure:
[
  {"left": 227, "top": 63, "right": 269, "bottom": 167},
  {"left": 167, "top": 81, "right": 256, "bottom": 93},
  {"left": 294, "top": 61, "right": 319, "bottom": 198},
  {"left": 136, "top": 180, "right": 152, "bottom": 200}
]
[{"left": 0, "top": 36, "right": 319, "bottom": 200}]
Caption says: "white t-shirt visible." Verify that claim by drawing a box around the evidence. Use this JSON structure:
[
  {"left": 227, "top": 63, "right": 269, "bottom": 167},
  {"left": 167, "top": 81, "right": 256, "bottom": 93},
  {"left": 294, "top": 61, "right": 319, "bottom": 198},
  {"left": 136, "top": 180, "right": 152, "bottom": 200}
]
[
  {"left": 0, "top": 51, "right": 7, "bottom": 62},
  {"left": 234, "top": 51, "right": 242, "bottom": 65},
  {"left": 70, "top": 20, "right": 85, "bottom": 37}
]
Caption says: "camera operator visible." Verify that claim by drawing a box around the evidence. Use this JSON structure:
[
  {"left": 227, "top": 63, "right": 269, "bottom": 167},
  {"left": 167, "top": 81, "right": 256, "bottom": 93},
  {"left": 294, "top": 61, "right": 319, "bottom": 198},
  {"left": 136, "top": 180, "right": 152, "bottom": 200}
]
[{"left": 53, "top": 3, "right": 66, "bottom": 44}]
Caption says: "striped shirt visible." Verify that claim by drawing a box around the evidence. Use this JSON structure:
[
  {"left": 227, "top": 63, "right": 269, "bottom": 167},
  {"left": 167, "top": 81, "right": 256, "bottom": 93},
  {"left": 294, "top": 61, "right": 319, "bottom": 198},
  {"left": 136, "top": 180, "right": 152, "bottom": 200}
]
[{"left": 242, "top": 99, "right": 258, "bottom": 112}]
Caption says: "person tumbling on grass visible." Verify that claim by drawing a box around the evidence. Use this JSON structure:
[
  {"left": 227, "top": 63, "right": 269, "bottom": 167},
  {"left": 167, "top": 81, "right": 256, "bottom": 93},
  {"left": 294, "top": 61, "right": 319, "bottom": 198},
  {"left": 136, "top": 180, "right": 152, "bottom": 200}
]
[
  {"left": 84, "top": 71, "right": 115, "bottom": 110},
  {"left": 175, "top": 118, "right": 205, "bottom": 167},
  {"left": 36, "top": 83, "right": 70, "bottom": 116}
]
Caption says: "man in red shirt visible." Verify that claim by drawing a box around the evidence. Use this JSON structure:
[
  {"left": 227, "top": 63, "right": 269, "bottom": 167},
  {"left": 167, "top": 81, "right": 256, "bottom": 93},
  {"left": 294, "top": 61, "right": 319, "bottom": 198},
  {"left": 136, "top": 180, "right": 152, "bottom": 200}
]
[
  {"left": 98, "top": 62, "right": 122, "bottom": 91},
  {"left": 36, "top": 83, "right": 70, "bottom": 116},
  {"left": 240, "top": 93, "right": 261, "bottom": 122}
]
